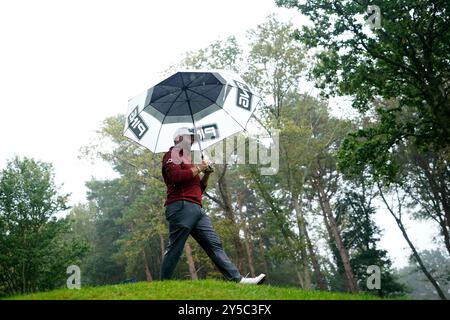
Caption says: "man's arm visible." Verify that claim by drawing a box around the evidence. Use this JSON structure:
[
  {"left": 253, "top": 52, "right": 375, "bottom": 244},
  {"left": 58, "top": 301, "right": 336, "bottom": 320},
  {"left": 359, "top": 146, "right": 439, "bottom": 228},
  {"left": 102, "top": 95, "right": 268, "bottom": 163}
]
[
  {"left": 164, "top": 161, "right": 196, "bottom": 184},
  {"left": 163, "top": 157, "right": 207, "bottom": 185}
]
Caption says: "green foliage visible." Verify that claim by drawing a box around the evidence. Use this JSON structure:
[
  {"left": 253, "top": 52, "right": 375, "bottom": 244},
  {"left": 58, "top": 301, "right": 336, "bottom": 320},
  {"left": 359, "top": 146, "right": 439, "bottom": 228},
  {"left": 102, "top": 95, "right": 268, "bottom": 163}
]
[
  {"left": 178, "top": 35, "right": 243, "bottom": 74},
  {"left": 337, "top": 106, "right": 404, "bottom": 182},
  {"left": 77, "top": 178, "right": 136, "bottom": 285},
  {"left": 77, "top": 114, "right": 169, "bottom": 285},
  {"left": 114, "top": 181, "right": 167, "bottom": 280},
  {"left": 0, "top": 157, "right": 87, "bottom": 295},
  {"left": 245, "top": 15, "right": 306, "bottom": 116},
  {"left": 396, "top": 249, "right": 450, "bottom": 300},
  {"left": 276, "top": 2, "right": 449, "bottom": 297},
  {"left": 278, "top": 0, "right": 450, "bottom": 150},
  {"left": 334, "top": 180, "right": 406, "bottom": 297}
]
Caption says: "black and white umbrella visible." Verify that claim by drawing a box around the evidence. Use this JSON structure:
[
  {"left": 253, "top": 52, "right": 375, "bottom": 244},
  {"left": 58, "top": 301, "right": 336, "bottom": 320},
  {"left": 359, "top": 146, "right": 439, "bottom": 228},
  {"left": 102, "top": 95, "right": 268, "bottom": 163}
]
[{"left": 123, "top": 70, "right": 261, "bottom": 155}]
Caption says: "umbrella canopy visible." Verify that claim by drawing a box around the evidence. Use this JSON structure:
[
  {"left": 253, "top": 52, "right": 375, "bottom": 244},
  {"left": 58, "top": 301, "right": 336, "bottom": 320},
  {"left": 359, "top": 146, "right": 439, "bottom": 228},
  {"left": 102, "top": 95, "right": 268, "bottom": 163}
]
[{"left": 123, "top": 70, "right": 261, "bottom": 154}]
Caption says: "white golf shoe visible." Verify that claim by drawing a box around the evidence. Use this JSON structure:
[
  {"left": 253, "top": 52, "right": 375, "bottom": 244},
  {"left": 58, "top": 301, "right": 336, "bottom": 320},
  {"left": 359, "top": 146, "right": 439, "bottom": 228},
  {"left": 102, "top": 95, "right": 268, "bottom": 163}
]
[{"left": 239, "top": 273, "right": 266, "bottom": 285}]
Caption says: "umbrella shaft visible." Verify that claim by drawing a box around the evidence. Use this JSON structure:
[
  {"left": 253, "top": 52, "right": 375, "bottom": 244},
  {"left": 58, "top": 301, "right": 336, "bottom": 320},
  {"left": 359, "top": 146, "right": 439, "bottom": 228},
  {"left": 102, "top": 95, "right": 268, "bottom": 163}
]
[{"left": 184, "top": 91, "right": 204, "bottom": 160}]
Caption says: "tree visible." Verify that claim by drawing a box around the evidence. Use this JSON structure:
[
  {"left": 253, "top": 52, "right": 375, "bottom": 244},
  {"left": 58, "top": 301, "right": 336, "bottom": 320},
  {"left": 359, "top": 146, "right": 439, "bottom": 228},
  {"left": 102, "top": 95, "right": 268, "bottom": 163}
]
[
  {"left": 245, "top": 14, "right": 306, "bottom": 118},
  {"left": 277, "top": 0, "right": 450, "bottom": 153},
  {"left": 334, "top": 105, "right": 449, "bottom": 299},
  {"left": 278, "top": 0, "right": 450, "bottom": 243},
  {"left": 334, "top": 176, "right": 406, "bottom": 297},
  {"left": 244, "top": 17, "right": 329, "bottom": 290},
  {"left": 276, "top": 0, "right": 449, "bottom": 297},
  {"left": 180, "top": 36, "right": 243, "bottom": 75},
  {"left": 79, "top": 115, "right": 165, "bottom": 284},
  {"left": 397, "top": 249, "right": 450, "bottom": 299},
  {"left": 399, "top": 145, "right": 450, "bottom": 256},
  {"left": 377, "top": 183, "right": 448, "bottom": 300},
  {"left": 114, "top": 181, "right": 167, "bottom": 282},
  {"left": 79, "top": 178, "right": 130, "bottom": 285},
  {"left": 0, "top": 157, "right": 87, "bottom": 295},
  {"left": 282, "top": 92, "right": 359, "bottom": 292}
]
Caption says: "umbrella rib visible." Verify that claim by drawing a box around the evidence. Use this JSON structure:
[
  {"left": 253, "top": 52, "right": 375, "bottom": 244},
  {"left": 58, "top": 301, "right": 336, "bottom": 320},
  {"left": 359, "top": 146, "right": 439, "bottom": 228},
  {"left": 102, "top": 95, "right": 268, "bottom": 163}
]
[
  {"left": 152, "top": 90, "right": 185, "bottom": 155},
  {"left": 186, "top": 87, "right": 248, "bottom": 133},
  {"left": 149, "top": 74, "right": 201, "bottom": 103},
  {"left": 180, "top": 73, "right": 220, "bottom": 89},
  {"left": 188, "top": 83, "right": 224, "bottom": 98}
]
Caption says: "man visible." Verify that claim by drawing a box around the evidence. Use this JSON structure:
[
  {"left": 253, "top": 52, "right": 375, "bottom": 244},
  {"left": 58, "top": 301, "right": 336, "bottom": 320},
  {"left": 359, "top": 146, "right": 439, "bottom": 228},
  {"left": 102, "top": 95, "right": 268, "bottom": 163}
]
[{"left": 160, "top": 127, "right": 266, "bottom": 284}]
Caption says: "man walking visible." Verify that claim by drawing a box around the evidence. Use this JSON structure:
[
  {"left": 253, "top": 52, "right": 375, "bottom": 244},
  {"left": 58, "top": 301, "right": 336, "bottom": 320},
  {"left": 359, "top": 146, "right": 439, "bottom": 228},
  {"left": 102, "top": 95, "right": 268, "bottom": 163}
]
[{"left": 160, "top": 127, "right": 266, "bottom": 284}]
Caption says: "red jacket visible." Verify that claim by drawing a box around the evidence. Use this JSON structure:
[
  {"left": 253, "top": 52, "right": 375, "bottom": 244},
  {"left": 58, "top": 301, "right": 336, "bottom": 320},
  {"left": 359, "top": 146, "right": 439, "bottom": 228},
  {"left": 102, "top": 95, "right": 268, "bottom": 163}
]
[{"left": 162, "top": 146, "right": 205, "bottom": 207}]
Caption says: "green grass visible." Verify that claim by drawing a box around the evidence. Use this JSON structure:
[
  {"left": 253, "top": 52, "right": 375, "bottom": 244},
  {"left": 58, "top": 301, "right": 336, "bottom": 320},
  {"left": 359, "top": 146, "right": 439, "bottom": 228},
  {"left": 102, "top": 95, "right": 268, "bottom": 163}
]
[{"left": 4, "top": 280, "right": 402, "bottom": 300}]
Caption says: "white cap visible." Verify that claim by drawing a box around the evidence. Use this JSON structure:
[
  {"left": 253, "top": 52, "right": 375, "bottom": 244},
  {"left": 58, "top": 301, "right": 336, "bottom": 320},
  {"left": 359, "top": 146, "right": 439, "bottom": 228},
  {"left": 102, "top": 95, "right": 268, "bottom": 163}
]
[{"left": 173, "top": 127, "right": 200, "bottom": 141}]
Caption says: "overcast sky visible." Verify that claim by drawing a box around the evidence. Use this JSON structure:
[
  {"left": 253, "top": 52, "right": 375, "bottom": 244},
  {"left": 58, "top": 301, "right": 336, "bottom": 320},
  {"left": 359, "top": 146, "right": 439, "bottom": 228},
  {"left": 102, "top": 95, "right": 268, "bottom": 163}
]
[{"left": 0, "top": 0, "right": 442, "bottom": 269}]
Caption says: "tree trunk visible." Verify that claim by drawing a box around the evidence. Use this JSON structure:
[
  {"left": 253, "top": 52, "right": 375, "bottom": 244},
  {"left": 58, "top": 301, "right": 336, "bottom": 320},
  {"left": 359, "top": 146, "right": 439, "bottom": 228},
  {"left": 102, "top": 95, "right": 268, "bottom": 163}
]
[
  {"left": 143, "top": 249, "right": 153, "bottom": 281},
  {"left": 281, "top": 141, "right": 313, "bottom": 289},
  {"left": 427, "top": 177, "right": 450, "bottom": 256},
  {"left": 22, "top": 261, "right": 26, "bottom": 293},
  {"left": 315, "top": 179, "right": 359, "bottom": 293},
  {"left": 412, "top": 149, "right": 450, "bottom": 256},
  {"left": 185, "top": 242, "right": 198, "bottom": 280},
  {"left": 0, "top": 272, "right": 15, "bottom": 294},
  {"left": 378, "top": 186, "right": 448, "bottom": 300},
  {"left": 292, "top": 194, "right": 312, "bottom": 289},
  {"left": 237, "top": 193, "right": 256, "bottom": 277},
  {"left": 243, "top": 237, "right": 256, "bottom": 277},
  {"left": 258, "top": 237, "right": 270, "bottom": 282},
  {"left": 304, "top": 223, "right": 328, "bottom": 290},
  {"left": 394, "top": 216, "right": 447, "bottom": 300},
  {"left": 296, "top": 269, "right": 305, "bottom": 288},
  {"left": 439, "top": 219, "right": 450, "bottom": 257}
]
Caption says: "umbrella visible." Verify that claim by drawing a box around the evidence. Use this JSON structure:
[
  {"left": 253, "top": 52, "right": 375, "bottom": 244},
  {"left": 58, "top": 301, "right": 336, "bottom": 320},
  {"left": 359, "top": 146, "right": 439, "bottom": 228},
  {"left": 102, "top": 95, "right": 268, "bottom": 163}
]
[{"left": 123, "top": 70, "right": 261, "bottom": 157}]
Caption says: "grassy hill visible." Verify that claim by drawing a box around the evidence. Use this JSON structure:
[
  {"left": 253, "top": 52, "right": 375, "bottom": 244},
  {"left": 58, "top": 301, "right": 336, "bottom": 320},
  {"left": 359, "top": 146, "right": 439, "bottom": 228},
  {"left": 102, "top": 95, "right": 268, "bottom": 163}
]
[{"left": 5, "top": 280, "right": 400, "bottom": 300}]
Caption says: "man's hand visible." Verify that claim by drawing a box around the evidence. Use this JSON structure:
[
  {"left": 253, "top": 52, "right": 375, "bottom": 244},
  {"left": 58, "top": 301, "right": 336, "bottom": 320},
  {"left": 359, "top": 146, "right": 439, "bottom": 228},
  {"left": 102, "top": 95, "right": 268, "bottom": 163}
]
[
  {"left": 191, "top": 160, "right": 209, "bottom": 177},
  {"left": 198, "top": 160, "right": 209, "bottom": 171},
  {"left": 204, "top": 163, "right": 214, "bottom": 173},
  {"left": 200, "top": 163, "right": 213, "bottom": 193}
]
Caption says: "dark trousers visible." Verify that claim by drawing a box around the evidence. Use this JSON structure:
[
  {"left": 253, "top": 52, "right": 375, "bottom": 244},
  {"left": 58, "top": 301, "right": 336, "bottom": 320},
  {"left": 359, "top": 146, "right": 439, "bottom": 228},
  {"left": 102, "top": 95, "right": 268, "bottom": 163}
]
[{"left": 160, "top": 200, "right": 242, "bottom": 281}]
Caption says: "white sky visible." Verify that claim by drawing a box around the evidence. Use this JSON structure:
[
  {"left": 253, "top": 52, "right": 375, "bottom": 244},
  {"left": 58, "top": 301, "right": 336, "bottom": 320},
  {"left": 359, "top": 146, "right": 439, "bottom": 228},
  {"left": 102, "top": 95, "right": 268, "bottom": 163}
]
[{"left": 0, "top": 0, "right": 441, "bottom": 270}]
